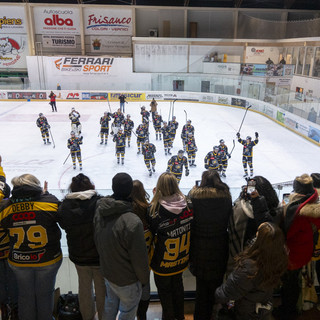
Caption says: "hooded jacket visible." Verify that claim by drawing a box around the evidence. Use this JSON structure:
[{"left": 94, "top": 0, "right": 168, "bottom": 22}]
[
  {"left": 57, "top": 190, "right": 102, "bottom": 266},
  {"left": 94, "top": 196, "right": 149, "bottom": 286},
  {"left": 188, "top": 186, "right": 232, "bottom": 280},
  {"left": 147, "top": 194, "right": 193, "bottom": 276}
]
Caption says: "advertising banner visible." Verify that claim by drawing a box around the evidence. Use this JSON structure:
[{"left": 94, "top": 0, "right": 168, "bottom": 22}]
[
  {"left": 245, "top": 46, "right": 279, "bottom": 64},
  {"left": 146, "top": 93, "right": 164, "bottom": 100},
  {"left": 42, "top": 35, "right": 76, "bottom": 48},
  {"left": 7, "top": 92, "right": 47, "bottom": 99},
  {"left": 33, "top": 6, "right": 80, "bottom": 35},
  {"left": 88, "top": 36, "right": 131, "bottom": 54},
  {"left": 203, "top": 62, "right": 240, "bottom": 75},
  {"left": 109, "top": 92, "right": 145, "bottom": 102},
  {"left": 0, "top": 6, "right": 27, "bottom": 33},
  {"left": 0, "top": 35, "right": 28, "bottom": 68},
  {"left": 218, "top": 96, "right": 230, "bottom": 105},
  {"left": 53, "top": 56, "right": 115, "bottom": 75},
  {"left": 0, "top": 92, "right": 8, "bottom": 99},
  {"left": 284, "top": 117, "right": 297, "bottom": 130},
  {"left": 231, "top": 98, "right": 246, "bottom": 107},
  {"left": 308, "top": 126, "right": 320, "bottom": 143},
  {"left": 276, "top": 111, "right": 285, "bottom": 123},
  {"left": 84, "top": 7, "right": 132, "bottom": 35},
  {"left": 82, "top": 92, "right": 108, "bottom": 100}
]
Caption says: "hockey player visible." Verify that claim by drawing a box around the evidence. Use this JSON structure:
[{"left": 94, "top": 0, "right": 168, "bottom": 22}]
[
  {"left": 123, "top": 114, "right": 134, "bottom": 147},
  {"left": 111, "top": 108, "right": 125, "bottom": 136},
  {"left": 149, "top": 98, "right": 158, "bottom": 120},
  {"left": 36, "top": 113, "right": 51, "bottom": 145},
  {"left": 113, "top": 128, "right": 126, "bottom": 165},
  {"left": 136, "top": 122, "right": 149, "bottom": 154},
  {"left": 204, "top": 146, "right": 221, "bottom": 171},
  {"left": 100, "top": 111, "right": 111, "bottom": 145},
  {"left": 142, "top": 139, "right": 156, "bottom": 176},
  {"left": 168, "top": 116, "right": 179, "bottom": 145},
  {"left": 141, "top": 106, "right": 150, "bottom": 123},
  {"left": 161, "top": 121, "right": 172, "bottom": 155},
  {"left": 69, "top": 108, "right": 82, "bottom": 136},
  {"left": 186, "top": 132, "right": 197, "bottom": 167},
  {"left": 153, "top": 111, "right": 163, "bottom": 140},
  {"left": 237, "top": 132, "right": 259, "bottom": 178},
  {"left": 167, "top": 150, "right": 189, "bottom": 183},
  {"left": 181, "top": 120, "right": 194, "bottom": 151},
  {"left": 67, "top": 131, "right": 83, "bottom": 170},
  {"left": 218, "top": 139, "right": 231, "bottom": 177}
]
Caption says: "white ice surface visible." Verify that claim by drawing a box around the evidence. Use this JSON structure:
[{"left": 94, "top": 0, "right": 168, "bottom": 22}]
[{"left": 0, "top": 100, "right": 319, "bottom": 196}]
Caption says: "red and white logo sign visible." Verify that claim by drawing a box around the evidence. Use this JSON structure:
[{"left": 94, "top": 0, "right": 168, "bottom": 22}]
[{"left": 66, "top": 92, "right": 80, "bottom": 99}]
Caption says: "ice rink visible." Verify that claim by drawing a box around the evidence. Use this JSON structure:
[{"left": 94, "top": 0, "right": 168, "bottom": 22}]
[{"left": 0, "top": 99, "right": 319, "bottom": 197}]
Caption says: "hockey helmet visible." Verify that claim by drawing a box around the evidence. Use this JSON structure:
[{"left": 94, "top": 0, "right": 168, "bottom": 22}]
[
  {"left": 172, "top": 116, "right": 176, "bottom": 120},
  {"left": 118, "top": 127, "right": 123, "bottom": 131},
  {"left": 127, "top": 114, "right": 131, "bottom": 118},
  {"left": 178, "top": 149, "right": 184, "bottom": 155},
  {"left": 219, "top": 139, "right": 225, "bottom": 144},
  {"left": 39, "top": 113, "right": 43, "bottom": 117},
  {"left": 187, "top": 119, "right": 191, "bottom": 124},
  {"left": 141, "top": 106, "right": 146, "bottom": 110},
  {"left": 163, "top": 121, "right": 167, "bottom": 125},
  {"left": 70, "top": 131, "right": 75, "bottom": 135},
  {"left": 104, "top": 111, "right": 108, "bottom": 115},
  {"left": 71, "top": 107, "right": 75, "bottom": 111},
  {"left": 144, "top": 139, "right": 149, "bottom": 144},
  {"left": 246, "top": 136, "right": 252, "bottom": 141},
  {"left": 213, "top": 146, "right": 219, "bottom": 151}
]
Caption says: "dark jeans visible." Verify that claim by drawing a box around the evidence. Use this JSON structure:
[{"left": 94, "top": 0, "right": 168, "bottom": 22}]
[
  {"left": 194, "top": 277, "right": 222, "bottom": 320},
  {"left": 154, "top": 273, "right": 184, "bottom": 320}
]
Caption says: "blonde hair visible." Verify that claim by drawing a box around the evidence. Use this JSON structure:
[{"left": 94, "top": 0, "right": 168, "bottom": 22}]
[
  {"left": 11, "top": 174, "right": 41, "bottom": 188},
  {"left": 149, "top": 172, "right": 185, "bottom": 217}
]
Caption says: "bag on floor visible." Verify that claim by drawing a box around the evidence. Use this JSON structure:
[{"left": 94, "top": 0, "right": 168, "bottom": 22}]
[{"left": 57, "top": 291, "right": 82, "bottom": 320}]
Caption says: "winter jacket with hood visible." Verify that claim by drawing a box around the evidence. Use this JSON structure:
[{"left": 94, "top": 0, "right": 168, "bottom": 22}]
[
  {"left": 147, "top": 194, "right": 193, "bottom": 276},
  {"left": 188, "top": 186, "right": 232, "bottom": 281},
  {"left": 57, "top": 190, "right": 102, "bottom": 266},
  {"left": 94, "top": 196, "right": 149, "bottom": 286}
]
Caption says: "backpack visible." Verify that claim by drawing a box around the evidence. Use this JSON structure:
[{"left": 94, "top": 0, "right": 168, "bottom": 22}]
[{"left": 57, "top": 291, "right": 82, "bottom": 320}]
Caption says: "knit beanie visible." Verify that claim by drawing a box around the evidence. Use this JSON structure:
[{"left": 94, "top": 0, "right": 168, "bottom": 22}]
[
  {"left": 311, "top": 173, "right": 320, "bottom": 189},
  {"left": 112, "top": 173, "right": 133, "bottom": 199},
  {"left": 293, "top": 174, "right": 314, "bottom": 195}
]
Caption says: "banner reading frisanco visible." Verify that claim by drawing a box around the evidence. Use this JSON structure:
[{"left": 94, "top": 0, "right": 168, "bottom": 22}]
[{"left": 7, "top": 92, "right": 47, "bottom": 100}]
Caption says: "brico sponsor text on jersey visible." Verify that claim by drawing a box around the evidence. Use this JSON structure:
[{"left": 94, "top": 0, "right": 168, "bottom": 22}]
[{"left": 55, "top": 57, "right": 114, "bottom": 73}]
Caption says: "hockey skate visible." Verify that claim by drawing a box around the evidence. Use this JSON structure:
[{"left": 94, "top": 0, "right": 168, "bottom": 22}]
[
  {"left": 159, "top": 135, "right": 162, "bottom": 140},
  {"left": 191, "top": 161, "right": 197, "bottom": 167},
  {"left": 47, "top": 140, "right": 51, "bottom": 144},
  {"left": 137, "top": 150, "right": 141, "bottom": 154},
  {"left": 243, "top": 173, "right": 248, "bottom": 178},
  {"left": 168, "top": 149, "right": 172, "bottom": 155},
  {"left": 105, "top": 141, "right": 107, "bottom": 145},
  {"left": 73, "top": 166, "right": 76, "bottom": 170},
  {"left": 128, "top": 142, "right": 130, "bottom": 147},
  {"left": 149, "top": 170, "right": 152, "bottom": 177},
  {"left": 221, "top": 172, "right": 226, "bottom": 177},
  {"left": 117, "top": 158, "right": 120, "bottom": 164},
  {"left": 250, "top": 172, "right": 254, "bottom": 177},
  {"left": 156, "top": 134, "right": 158, "bottom": 140},
  {"left": 100, "top": 141, "right": 104, "bottom": 145},
  {"left": 121, "top": 158, "right": 124, "bottom": 165},
  {"left": 152, "top": 166, "right": 155, "bottom": 172},
  {"left": 44, "top": 141, "right": 46, "bottom": 144},
  {"left": 80, "top": 165, "right": 82, "bottom": 171}
]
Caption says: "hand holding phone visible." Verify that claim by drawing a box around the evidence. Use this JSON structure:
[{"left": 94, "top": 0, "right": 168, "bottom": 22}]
[{"left": 247, "top": 179, "right": 256, "bottom": 194}]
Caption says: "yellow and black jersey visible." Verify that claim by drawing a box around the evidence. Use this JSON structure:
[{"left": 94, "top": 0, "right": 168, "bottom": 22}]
[
  {"left": 123, "top": 119, "right": 134, "bottom": 132},
  {"left": 147, "top": 203, "right": 193, "bottom": 276},
  {"left": 161, "top": 126, "right": 171, "bottom": 141},
  {"left": 218, "top": 145, "right": 229, "bottom": 159},
  {"left": 36, "top": 117, "right": 49, "bottom": 130},
  {"left": 69, "top": 111, "right": 81, "bottom": 125},
  {"left": 136, "top": 125, "right": 148, "bottom": 140},
  {"left": 0, "top": 190, "right": 62, "bottom": 267},
  {"left": 204, "top": 151, "right": 220, "bottom": 170},
  {"left": 100, "top": 114, "right": 111, "bottom": 129},
  {"left": 186, "top": 137, "right": 197, "bottom": 153},
  {"left": 167, "top": 155, "right": 188, "bottom": 174},
  {"left": 113, "top": 132, "right": 126, "bottom": 148},
  {"left": 68, "top": 136, "right": 83, "bottom": 152},
  {"left": 181, "top": 124, "right": 194, "bottom": 139},
  {"left": 142, "top": 143, "right": 156, "bottom": 160},
  {"left": 153, "top": 115, "right": 163, "bottom": 128},
  {"left": 238, "top": 138, "right": 258, "bottom": 157},
  {"left": 168, "top": 120, "right": 179, "bottom": 133},
  {"left": 141, "top": 110, "right": 150, "bottom": 122},
  {"left": 112, "top": 112, "right": 124, "bottom": 127}
]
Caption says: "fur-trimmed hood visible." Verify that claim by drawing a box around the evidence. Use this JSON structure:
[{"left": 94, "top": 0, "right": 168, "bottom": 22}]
[
  {"left": 189, "top": 186, "right": 231, "bottom": 200},
  {"left": 300, "top": 188, "right": 320, "bottom": 218}
]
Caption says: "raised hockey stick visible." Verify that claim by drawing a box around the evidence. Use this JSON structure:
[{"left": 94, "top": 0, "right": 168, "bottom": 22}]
[
  {"left": 184, "top": 110, "right": 187, "bottom": 123},
  {"left": 63, "top": 153, "right": 71, "bottom": 165},
  {"left": 229, "top": 139, "right": 236, "bottom": 155},
  {"left": 107, "top": 95, "right": 112, "bottom": 113},
  {"left": 172, "top": 99, "right": 177, "bottom": 118},
  {"left": 168, "top": 101, "right": 172, "bottom": 122},
  {"left": 237, "top": 105, "right": 252, "bottom": 134},
  {"left": 48, "top": 128, "right": 55, "bottom": 148}
]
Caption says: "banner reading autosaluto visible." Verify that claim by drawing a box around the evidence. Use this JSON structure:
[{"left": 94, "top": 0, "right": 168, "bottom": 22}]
[
  {"left": 33, "top": 6, "right": 80, "bottom": 35},
  {"left": 84, "top": 7, "right": 133, "bottom": 35}
]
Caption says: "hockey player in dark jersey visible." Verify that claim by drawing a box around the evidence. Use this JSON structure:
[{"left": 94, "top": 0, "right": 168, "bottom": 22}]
[
  {"left": 67, "top": 131, "right": 83, "bottom": 170},
  {"left": 218, "top": 139, "right": 231, "bottom": 177},
  {"left": 122, "top": 114, "right": 134, "bottom": 147},
  {"left": 186, "top": 132, "right": 198, "bottom": 167},
  {"left": 36, "top": 113, "right": 51, "bottom": 145},
  {"left": 113, "top": 128, "right": 126, "bottom": 164},
  {"left": 142, "top": 140, "right": 156, "bottom": 176},
  {"left": 181, "top": 120, "right": 194, "bottom": 151},
  {"left": 168, "top": 116, "right": 179, "bottom": 145},
  {"left": 167, "top": 150, "right": 189, "bottom": 183},
  {"left": 111, "top": 108, "right": 125, "bottom": 135},
  {"left": 69, "top": 107, "right": 82, "bottom": 136},
  {"left": 141, "top": 106, "right": 150, "bottom": 123},
  {"left": 237, "top": 132, "right": 259, "bottom": 178},
  {"left": 152, "top": 111, "right": 163, "bottom": 140},
  {"left": 204, "top": 146, "right": 221, "bottom": 171},
  {"left": 136, "top": 122, "right": 149, "bottom": 154},
  {"left": 161, "top": 121, "right": 172, "bottom": 155},
  {"left": 100, "top": 111, "right": 111, "bottom": 145}
]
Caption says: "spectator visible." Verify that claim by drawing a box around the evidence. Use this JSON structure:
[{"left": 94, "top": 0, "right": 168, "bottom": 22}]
[
  {"left": 215, "top": 222, "right": 288, "bottom": 320},
  {"left": 149, "top": 98, "right": 158, "bottom": 120},
  {"left": 279, "top": 57, "right": 286, "bottom": 64},
  {"left": 94, "top": 173, "right": 149, "bottom": 320},
  {"left": 0, "top": 157, "right": 18, "bottom": 319},
  {"left": 130, "top": 180, "right": 152, "bottom": 320},
  {"left": 265, "top": 57, "right": 274, "bottom": 65},
  {"left": 188, "top": 170, "right": 233, "bottom": 320},
  {"left": 119, "top": 94, "right": 127, "bottom": 113},
  {"left": 0, "top": 174, "right": 62, "bottom": 320},
  {"left": 49, "top": 91, "right": 57, "bottom": 112},
  {"left": 228, "top": 176, "right": 276, "bottom": 272},
  {"left": 57, "top": 174, "right": 106, "bottom": 320},
  {"left": 148, "top": 172, "right": 193, "bottom": 320},
  {"left": 57, "top": 83, "right": 61, "bottom": 90},
  {"left": 275, "top": 174, "right": 320, "bottom": 320},
  {"left": 307, "top": 107, "right": 317, "bottom": 123}
]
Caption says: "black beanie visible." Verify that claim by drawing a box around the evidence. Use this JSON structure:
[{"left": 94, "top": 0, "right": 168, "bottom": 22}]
[
  {"left": 311, "top": 173, "right": 320, "bottom": 189},
  {"left": 112, "top": 173, "right": 133, "bottom": 199},
  {"left": 293, "top": 174, "right": 314, "bottom": 195}
]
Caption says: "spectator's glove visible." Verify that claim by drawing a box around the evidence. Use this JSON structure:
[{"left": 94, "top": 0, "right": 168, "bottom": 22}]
[
  {"left": 205, "top": 164, "right": 209, "bottom": 169},
  {"left": 185, "top": 169, "right": 189, "bottom": 176},
  {"left": 236, "top": 132, "right": 240, "bottom": 138},
  {"left": 255, "top": 132, "right": 259, "bottom": 138}
]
